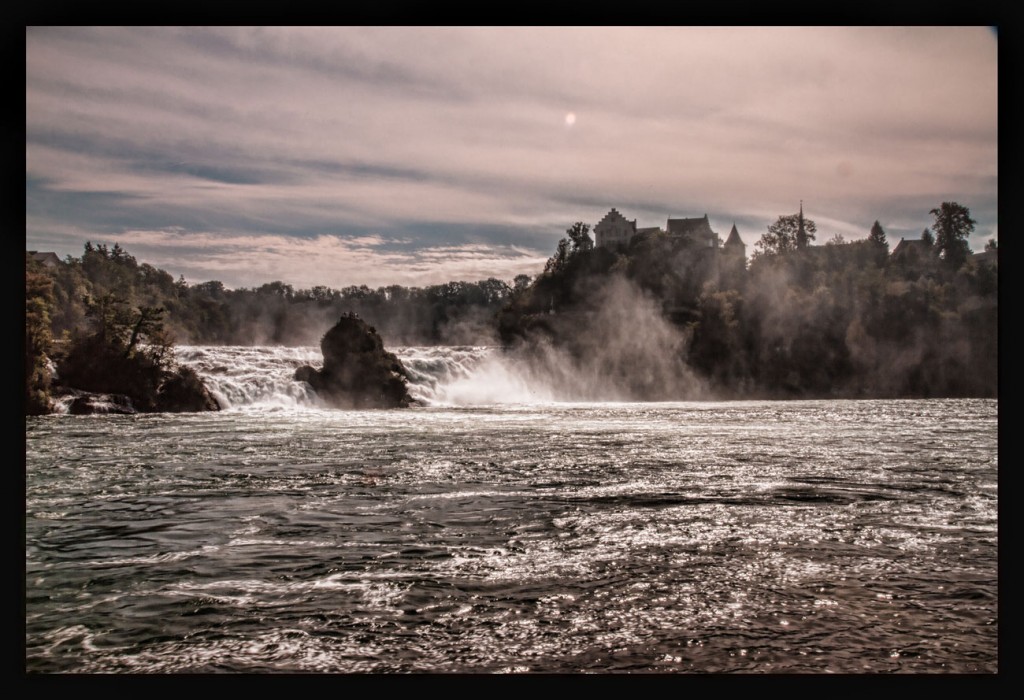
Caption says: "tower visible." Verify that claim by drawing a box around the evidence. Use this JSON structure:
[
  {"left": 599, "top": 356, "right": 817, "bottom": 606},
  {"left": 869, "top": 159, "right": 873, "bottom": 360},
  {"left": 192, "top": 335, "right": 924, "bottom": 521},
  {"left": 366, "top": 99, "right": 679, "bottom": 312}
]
[
  {"left": 796, "top": 200, "right": 807, "bottom": 249},
  {"left": 723, "top": 223, "right": 745, "bottom": 258},
  {"left": 722, "top": 223, "right": 747, "bottom": 283}
]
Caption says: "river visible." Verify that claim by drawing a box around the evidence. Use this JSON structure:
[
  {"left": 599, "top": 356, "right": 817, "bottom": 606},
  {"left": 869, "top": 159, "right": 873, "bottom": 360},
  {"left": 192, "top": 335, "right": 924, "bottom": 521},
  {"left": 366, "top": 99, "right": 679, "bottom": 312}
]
[{"left": 25, "top": 345, "right": 998, "bottom": 673}]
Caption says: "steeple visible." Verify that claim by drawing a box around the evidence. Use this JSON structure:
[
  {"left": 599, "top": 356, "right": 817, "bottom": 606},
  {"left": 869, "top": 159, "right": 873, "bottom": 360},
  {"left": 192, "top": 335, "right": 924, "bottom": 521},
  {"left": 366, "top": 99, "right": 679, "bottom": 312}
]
[
  {"left": 796, "top": 200, "right": 807, "bottom": 249},
  {"left": 724, "top": 223, "right": 743, "bottom": 248}
]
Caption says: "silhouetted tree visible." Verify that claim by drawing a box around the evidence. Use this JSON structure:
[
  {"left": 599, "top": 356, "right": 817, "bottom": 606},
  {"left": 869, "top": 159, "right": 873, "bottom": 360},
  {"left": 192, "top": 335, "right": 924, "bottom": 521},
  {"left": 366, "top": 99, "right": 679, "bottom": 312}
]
[
  {"left": 544, "top": 238, "right": 572, "bottom": 275},
  {"left": 985, "top": 238, "right": 997, "bottom": 251},
  {"left": 930, "top": 202, "right": 975, "bottom": 270},
  {"left": 866, "top": 221, "right": 889, "bottom": 265},
  {"left": 544, "top": 222, "right": 594, "bottom": 275},
  {"left": 921, "top": 228, "right": 935, "bottom": 247},
  {"left": 753, "top": 213, "right": 817, "bottom": 257},
  {"left": 566, "top": 222, "right": 593, "bottom": 254},
  {"left": 257, "top": 281, "right": 295, "bottom": 299},
  {"left": 868, "top": 221, "right": 888, "bottom": 250}
]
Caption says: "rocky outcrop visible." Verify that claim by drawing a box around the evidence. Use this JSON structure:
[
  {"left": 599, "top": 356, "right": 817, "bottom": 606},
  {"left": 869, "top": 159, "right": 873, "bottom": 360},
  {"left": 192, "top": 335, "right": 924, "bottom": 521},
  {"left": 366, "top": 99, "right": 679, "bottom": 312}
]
[
  {"left": 156, "top": 365, "right": 221, "bottom": 412},
  {"left": 60, "top": 389, "right": 137, "bottom": 415},
  {"left": 294, "top": 313, "right": 413, "bottom": 408},
  {"left": 53, "top": 335, "right": 220, "bottom": 414}
]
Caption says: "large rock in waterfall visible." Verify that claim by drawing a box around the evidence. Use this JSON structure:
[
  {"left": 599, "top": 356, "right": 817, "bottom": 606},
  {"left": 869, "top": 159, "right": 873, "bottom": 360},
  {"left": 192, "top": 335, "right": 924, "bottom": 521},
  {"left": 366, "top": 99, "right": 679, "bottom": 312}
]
[
  {"left": 294, "top": 314, "right": 413, "bottom": 408},
  {"left": 156, "top": 365, "right": 222, "bottom": 412}
]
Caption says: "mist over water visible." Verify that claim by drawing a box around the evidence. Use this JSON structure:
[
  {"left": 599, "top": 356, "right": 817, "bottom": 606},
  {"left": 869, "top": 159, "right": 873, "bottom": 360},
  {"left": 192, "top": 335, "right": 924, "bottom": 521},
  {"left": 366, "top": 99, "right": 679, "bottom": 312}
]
[
  {"left": 412, "top": 275, "right": 709, "bottom": 404},
  {"left": 174, "top": 334, "right": 703, "bottom": 410},
  {"left": 166, "top": 274, "right": 709, "bottom": 408},
  {"left": 519, "top": 275, "right": 709, "bottom": 401}
]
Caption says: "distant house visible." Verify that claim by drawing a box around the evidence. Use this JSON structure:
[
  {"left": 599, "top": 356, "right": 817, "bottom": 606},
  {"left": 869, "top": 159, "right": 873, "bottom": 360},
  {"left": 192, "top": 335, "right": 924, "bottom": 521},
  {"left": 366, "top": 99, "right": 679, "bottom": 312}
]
[
  {"left": 595, "top": 209, "right": 726, "bottom": 250},
  {"left": 593, "top": 206, "right": 753, "bottom": 285},
  {"left": 972, "top": 249, "right": 998, "bottom": 268},
  {"left": 593, "top": 208, "right": 637, "bottom": 248},
  {"left": 592, "top": 207, "right": 751, "bottom": 294},
  {"left": 890, "top": 238, "right": 934, "bottom": 264},
  {"left": 28, "top": 251, "right": 61, "bottom": 269},
  {"left": 666, "top": 214, "right": 719, "bottom": 249}
]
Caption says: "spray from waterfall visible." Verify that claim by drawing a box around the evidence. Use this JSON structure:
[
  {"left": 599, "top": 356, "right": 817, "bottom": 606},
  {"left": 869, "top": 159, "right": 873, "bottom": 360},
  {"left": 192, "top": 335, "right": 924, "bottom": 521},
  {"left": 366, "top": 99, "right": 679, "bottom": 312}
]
[{"left": 177, "top": 277, "right": 709, "bottom": 410}]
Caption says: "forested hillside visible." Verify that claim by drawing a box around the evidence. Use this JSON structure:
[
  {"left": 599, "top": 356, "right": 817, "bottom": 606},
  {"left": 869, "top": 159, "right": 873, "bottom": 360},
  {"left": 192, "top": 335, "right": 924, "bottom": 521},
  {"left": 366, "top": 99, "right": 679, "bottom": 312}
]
[{"left": 498, "top": 203, "right": 997, "bottom": 399}]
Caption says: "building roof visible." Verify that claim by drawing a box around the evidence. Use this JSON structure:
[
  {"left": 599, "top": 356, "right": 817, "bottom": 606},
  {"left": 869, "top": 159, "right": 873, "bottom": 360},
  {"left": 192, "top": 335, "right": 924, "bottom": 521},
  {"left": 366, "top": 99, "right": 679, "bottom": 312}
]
[
  {"left": 891, "top": 238, "right": 933, "bottom": 259},
  {"left": 724, "top": 224, "right": 744, "bottom": 248},
  {"left": 666, "top": 214, "right": 715, "bottom": 240},
  {"left": 28, "top": 251, "right": 61, "bottom": 267},
  {"left": 972, "top": 249, "right": 998, "bottom": 266},
  {"left": 595, "top": 208, "right": 635, "bottom": 230}
]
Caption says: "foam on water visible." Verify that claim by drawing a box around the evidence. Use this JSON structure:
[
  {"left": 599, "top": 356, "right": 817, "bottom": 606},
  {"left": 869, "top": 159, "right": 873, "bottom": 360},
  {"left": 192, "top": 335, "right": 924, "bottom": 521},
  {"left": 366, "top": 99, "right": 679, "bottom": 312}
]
[
  {"left": 177, "top": 346, "right": 323, "bottom": 409},
  {"left": 177, "top": 345, "right": 559, "bottom": 408}
]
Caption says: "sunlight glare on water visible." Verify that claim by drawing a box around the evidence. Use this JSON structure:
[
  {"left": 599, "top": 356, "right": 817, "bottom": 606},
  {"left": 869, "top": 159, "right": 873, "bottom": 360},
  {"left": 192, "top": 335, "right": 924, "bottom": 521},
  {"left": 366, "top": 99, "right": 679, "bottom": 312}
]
[{"left": 25, "top": 346, "right": 997, "bottom": 673}]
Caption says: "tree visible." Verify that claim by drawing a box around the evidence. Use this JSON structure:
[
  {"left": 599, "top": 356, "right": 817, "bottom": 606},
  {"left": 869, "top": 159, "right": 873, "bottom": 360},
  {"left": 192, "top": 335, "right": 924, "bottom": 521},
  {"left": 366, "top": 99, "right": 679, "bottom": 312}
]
[
  {"left": 26, "top": 255, "right": 56, "bottom": 414},
  {"left": 478, "top": 277, "right": 512, "bottom": 305},
  {"left": 985, "top": 238, "right": 997, "bottom": 252},
  {"left": 753, "top": 212, "right": 817, "bottom": 257},
  {"left": 545, "top": 222, "right": 593, "bottom": 275},
  {"left": 566, "top": 222, "right": 593, "bottom": 254},
  {"left": 544, "top": 238, "right": 572, "bottom": 275},
  {"left": 56, "top": 294, "right": 178, "bottom": 410},
  {"left": 125, "top": 306, "right": 167, "bottom": 358},
  {"left": 194, "top": 280, "right": 226, "bottom": 298},
  {"left": 257, "top": 281, "right": 295, "bottom": 299},
  {"left": 865, "top": 220, "right": 889, "bottom": 265},
  {"left": 930, "top": 202, "right": 975, "bottom": 269},
  {"left": 868, "top": 221, "right": 888, "bottom": 251},
  {"left": 921, "top": 228, "right": 935, "bottom": 246}
]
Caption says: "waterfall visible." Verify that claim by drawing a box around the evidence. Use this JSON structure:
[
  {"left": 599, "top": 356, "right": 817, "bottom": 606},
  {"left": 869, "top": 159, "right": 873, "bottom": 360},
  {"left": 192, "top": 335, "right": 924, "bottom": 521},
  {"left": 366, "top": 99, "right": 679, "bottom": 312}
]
[
  {"left": 175, "top": 346, "right": 323, "bottom": 409},
  {"left": 175, "top": 345, "right": 541, "bottom": 409}
]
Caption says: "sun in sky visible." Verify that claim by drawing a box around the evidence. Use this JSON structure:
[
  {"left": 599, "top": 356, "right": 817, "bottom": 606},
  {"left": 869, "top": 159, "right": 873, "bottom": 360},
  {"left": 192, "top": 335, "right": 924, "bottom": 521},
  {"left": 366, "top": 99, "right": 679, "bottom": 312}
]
[{"left": 25, "top": 27, "right": 996, "bottom": 290}]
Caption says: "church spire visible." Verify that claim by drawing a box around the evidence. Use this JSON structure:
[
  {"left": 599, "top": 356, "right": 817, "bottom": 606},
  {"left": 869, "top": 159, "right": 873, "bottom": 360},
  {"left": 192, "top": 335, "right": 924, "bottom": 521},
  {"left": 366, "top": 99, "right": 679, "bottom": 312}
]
[{"left": 796, "top": 200, "right": 807, "bottom": 249}]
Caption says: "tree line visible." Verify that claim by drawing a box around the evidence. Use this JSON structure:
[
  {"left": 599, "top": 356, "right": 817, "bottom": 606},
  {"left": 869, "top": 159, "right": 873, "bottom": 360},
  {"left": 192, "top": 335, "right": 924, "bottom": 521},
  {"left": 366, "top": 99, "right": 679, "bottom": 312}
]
[
  {"left": 32, "top": 240, "right": 527, "bottom": 347},
  {"left": 25, "top": 200, "right": 997, "bottom": 412},
  {"left": 25, "top": 243, "right": 528, "bottom": 412}
]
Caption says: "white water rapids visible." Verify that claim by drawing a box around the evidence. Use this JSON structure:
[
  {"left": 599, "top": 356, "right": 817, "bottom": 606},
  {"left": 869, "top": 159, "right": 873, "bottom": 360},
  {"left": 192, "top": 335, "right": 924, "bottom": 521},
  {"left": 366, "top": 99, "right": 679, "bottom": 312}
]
[{"left": 175, "top": 345, "right": 547, "bottom": 409}]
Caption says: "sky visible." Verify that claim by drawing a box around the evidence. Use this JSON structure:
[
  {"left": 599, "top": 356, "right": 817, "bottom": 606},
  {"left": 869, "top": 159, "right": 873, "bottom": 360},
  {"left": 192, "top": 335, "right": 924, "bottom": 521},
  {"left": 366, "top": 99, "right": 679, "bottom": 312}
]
[{"left": 26, "top": 26, "right": 998, "bottom": 290}]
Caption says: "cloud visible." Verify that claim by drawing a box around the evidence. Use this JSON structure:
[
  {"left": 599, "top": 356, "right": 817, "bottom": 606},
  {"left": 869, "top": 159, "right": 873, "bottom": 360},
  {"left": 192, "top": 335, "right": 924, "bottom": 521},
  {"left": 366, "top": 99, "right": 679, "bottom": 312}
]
[
  {"left": 26, "top": 27, "right": 998, "bottom": 282},
  {"left": 83, "top": 229, "right": 549, "bottom": 289}
]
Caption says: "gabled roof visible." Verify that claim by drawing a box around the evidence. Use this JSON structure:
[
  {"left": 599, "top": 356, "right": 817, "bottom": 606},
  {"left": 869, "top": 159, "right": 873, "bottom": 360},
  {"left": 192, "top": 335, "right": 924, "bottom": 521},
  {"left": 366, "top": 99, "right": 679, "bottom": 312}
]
[
  {"left": 891, "top": 238, "right": 932, "bottom": 259},
  {"left": 666, "top": 214, "right": 715, "bottom": 240},
  {"left": 595, "top": 208, "right": 635, "bottom": 231},
  {"left": 29, "top": 251, "right": 61, "bottom": 267}
]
